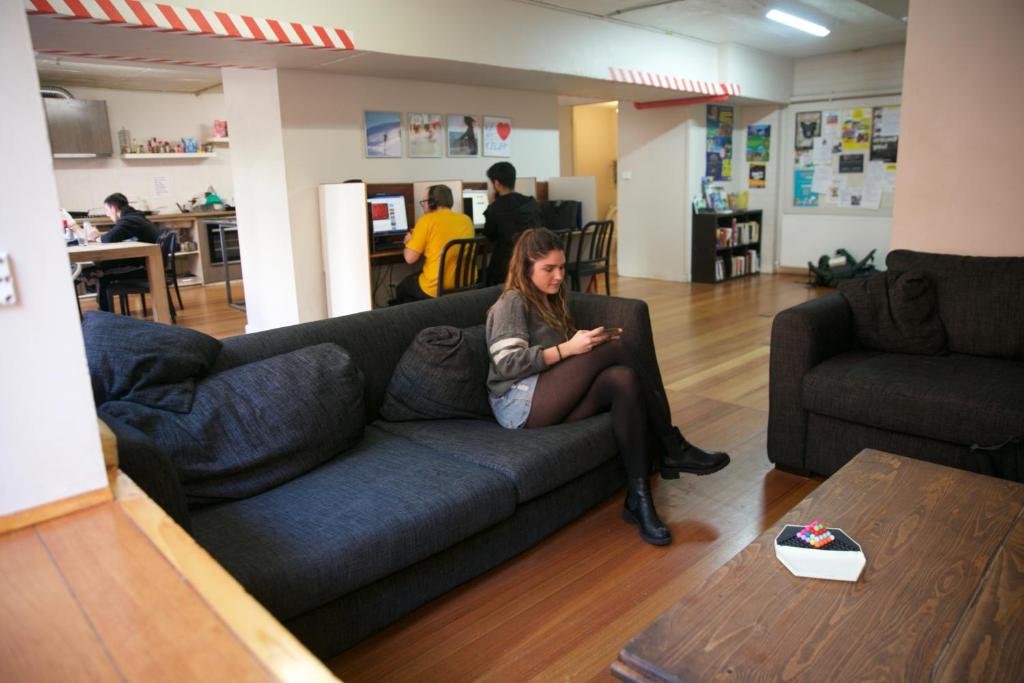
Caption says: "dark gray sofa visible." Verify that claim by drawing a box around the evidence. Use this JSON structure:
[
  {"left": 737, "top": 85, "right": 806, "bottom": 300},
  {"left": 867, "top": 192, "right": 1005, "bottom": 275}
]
[
  {"left": 767, "top": 250, "right": 1024, "bottom": 481},
  {"left": 100, "top": 286, "right": 668, "bottom": 659}
]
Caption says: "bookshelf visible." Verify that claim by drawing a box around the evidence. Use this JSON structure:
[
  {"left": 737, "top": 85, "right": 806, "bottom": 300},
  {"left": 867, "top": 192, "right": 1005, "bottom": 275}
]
[{"left": 691, "top": 209, "right": 763, "bottom": 284}]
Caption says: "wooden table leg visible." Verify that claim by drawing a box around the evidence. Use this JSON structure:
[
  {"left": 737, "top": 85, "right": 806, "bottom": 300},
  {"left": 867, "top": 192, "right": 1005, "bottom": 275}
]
[{"left": 144, "top": 246, "right": 171, "bottom": 323}]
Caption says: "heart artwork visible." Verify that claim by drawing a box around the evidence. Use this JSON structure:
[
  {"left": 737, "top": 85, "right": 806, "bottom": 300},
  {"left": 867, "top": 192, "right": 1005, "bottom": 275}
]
[{"left": 496, "top": 122, "right": 511, "bottom": 140}]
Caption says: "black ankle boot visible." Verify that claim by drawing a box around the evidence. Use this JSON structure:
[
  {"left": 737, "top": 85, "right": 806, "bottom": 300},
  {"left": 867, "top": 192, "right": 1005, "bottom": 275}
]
[
  {"left": 622, "top": 477, "right": 672, "bottom": 546},
  {"left": 659, "top": 427, "right": 730, "bottom": 479}
]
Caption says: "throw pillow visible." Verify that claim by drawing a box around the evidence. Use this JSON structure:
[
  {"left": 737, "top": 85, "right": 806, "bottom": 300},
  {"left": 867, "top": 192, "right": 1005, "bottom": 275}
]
[
  {"left": 100, "top": 343, "right": 365, "bottom": 504},
  {"left": 379, "top": 325, "right": 493, "bottom": 421},
  {"left": 83, "top": 310, "right": 222, "bottom": 413},
  {"left": 839, "top": 270, "right": 947, "bottom": 355}
]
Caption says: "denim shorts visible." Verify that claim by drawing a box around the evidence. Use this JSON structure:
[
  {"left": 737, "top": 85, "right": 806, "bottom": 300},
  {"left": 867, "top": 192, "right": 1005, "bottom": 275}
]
[{"left": 489, "top": 374, "right": 539, "bottom": 429}]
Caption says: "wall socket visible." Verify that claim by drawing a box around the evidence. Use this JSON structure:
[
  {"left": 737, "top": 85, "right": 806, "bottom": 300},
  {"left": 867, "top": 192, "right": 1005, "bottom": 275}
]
[{"left": 0, "top": 252, "right": 17, "bottom": 306}]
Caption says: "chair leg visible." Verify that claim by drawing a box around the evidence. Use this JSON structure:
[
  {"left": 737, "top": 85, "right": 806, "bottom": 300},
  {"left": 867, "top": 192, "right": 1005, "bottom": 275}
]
[
  {"left": 119, "top": 294, "right": 130, "bottom": 316},
  {"left": 173, "top": 279, "right": 184, "bottom": 310},
  {"left": 166, "top": 288, "right": 177, "bottom": 324},
  {"left": 604, "top": 269, "right": 611, "bottom": 296},
  {"left": 139, "top": 292, "right": 147, "bottom": 318}
]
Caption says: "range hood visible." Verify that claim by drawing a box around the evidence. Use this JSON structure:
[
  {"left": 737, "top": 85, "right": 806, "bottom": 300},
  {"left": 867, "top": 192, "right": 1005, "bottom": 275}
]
[{"left": 42, "top": 88, "right": 113, "bottom": 158}]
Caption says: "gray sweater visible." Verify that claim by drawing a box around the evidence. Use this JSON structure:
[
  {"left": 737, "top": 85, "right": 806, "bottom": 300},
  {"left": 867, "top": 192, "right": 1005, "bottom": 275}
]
[{"left": 485, "top": 289, "right": 567, "bottom": 397}]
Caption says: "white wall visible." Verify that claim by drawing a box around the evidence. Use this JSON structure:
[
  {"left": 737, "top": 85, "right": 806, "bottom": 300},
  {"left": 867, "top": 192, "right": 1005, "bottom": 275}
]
[
  {"left": 718, "top": 43, "right": 793, "bottom": 103},
  {"left": 777, "top": 94, "right": 901, "bottom": 268},
  {"left": 891, "top": 0, "right": 1024, "bottom": 256},
  {"left": 275, "top": 69, "right": 560, "bottom": 322},
  {"left": 616, "top": 103, "right": 690, "bottom": 281},
  {"left": 775, "top": 46, "right": 906, "bottom": 268},
  {"left": 0, "top": 4, "right": 107, "bottom": 516},
  {"left": 793, "top": 44, "right": 904, "bottom": 99},
  {"left": 49, "top": 86, "right": 233, "bottom": 213},
  {"left": 222, "top": 68, "right": 300, "bottom": 333}
]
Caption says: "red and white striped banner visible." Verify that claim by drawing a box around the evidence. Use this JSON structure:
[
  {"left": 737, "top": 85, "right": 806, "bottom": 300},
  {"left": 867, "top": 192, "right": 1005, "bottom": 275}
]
[
  {"left": 607, "top": 66, "right": 740, "bottom": 96},
  {"left": 25, "top": 0, "right": 356, "bottom": 51}
]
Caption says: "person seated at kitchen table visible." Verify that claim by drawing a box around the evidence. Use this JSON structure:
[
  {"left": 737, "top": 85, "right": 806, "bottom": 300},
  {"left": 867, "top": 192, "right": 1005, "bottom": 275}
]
[{"left": 83, "top": 193, "right": 160, "bottom": 312}]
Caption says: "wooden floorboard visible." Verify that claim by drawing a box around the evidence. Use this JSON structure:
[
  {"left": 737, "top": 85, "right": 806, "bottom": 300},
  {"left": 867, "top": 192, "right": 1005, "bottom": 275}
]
[{"left": 97, "top": 272, "right": 828, "bottom": 680}]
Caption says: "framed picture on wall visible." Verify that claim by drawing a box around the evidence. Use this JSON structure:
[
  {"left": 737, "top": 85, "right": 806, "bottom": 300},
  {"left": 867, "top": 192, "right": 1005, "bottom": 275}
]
[
  {"left": 407, "top": 113, "right": 444, "bottom": 158},
  {"left": 364, "top": 111, "right": 402, "bottom": 158},
  {"left": 447, "top": 114, "right": 479, "bottom": 157},
  {"left": 795, "top": 111, "right": 821, "bottom": 150},
  {"left": 482, "top": 116, "right": 512, "bottom": 157}
]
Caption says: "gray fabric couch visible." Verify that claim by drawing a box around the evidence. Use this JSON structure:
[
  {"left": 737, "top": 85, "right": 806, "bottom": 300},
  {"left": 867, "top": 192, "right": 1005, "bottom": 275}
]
[
  {"left": 102, "top": 286, "right": 667, "bottom": 659},
  {"left": 767, "top": 250, "right": 1024, "bottom": 481}
]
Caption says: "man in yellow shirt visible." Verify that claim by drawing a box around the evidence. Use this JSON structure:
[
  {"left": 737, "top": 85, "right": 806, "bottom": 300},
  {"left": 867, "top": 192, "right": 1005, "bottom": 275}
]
[{"left": 394, "top": 185, "right": 475, "bottom": 303}]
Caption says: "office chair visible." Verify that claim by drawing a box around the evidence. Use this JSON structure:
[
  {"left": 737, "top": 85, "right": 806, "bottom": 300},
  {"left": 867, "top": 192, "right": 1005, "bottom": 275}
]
[
  {"left": 436, "top": 236, "right": 489, "bottom": 297},
  {"left": 566, "top": 220, "right": 614, "bottom": 295},
  {"left": 106, "top": 230, "right": 178, "bottom": 322}
]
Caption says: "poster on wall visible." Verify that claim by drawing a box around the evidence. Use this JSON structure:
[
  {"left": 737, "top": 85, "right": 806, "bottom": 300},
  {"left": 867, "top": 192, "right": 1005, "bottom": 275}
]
[
  {"left": 407, "top": 113, "right": 444, "bottom": 158},
  {"left": 482, "top": 116, "right": 513, "bottom": 157},
  {"left": 749, "top": 164, "right": 766, "bottom": 188},
  {"left": 823, "top": 111, "right": 841, "bottom": 144},
  {"left": 795, "top": 111, "right": 821, "bottom": 150},
  {"left": 706, "top": 104, "right": 733, "bottom": 180},
  {"left": 447, "top": 114, "right": 480, "bottom": 156},
  {"left": 746, "top": 124, "right": 770, "bottom": 162},
  {"left": 839, "top": 153, "right": 865, "bottom": 174},
  {"left": 364, "top": 111, "right": 402, "bottom": 158},
  {"left": 841, "top": 108, "right": 872, "bottom": 151},
  {"left": 793, "top": 169, "right": 818, "bottom": 206},
  {"left": 870, "top": 105, "right": 900, "bottom": 161}
]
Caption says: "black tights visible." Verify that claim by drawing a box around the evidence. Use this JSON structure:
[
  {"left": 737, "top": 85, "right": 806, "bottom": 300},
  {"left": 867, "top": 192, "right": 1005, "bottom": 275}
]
[{"left": 525, "top": 340, "right": 674, "bottom": 479}]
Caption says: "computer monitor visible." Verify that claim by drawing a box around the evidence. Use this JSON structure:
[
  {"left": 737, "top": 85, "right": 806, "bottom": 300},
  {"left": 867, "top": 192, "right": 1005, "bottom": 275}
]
[
  {"left": 367, "top": 195, "right": 408, "bottom": 235},
  {"left": 516, "top": 176, "right": 537, "bottom": 199},
  {"left": 463, "top": 190, "right": 489, "bottom": 227}
]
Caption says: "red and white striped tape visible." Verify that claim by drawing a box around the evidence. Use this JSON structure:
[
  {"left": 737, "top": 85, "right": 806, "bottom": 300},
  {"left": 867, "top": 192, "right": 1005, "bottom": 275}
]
[
  {"left": 25, "top": 0, "right": 355, "bottom": 51},
  {"left": 607, "top": 66, "right": 740, "bottom": 96}
]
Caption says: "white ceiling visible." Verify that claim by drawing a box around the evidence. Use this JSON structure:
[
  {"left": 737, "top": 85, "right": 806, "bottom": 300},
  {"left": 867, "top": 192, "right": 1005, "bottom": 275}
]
[
  {"left": 529, "top": 0, "right": 907, "bottom": 58},
  {"left": 36, "top": 54, "right": 222, "bottom": 93},
  {"left": 29, "top": 0, "right": 906, "bottom": 98}
]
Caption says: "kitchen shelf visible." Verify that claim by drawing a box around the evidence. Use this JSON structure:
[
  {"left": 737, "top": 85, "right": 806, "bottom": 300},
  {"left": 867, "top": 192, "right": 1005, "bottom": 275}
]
[{"left": 121, "top": 153, "right": 216, "bottom": 159}]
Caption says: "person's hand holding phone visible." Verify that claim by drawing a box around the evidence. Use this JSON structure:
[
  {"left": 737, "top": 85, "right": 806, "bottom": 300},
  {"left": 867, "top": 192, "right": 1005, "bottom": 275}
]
[{"left": 563, "top": 326, "right": 622, "bottom": 356}]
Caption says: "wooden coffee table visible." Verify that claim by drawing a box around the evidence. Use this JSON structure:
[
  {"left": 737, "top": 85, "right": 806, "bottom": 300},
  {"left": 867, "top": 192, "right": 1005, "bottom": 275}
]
[{"left": 613, "top": 450, "right": 1024, "bottom": 682}]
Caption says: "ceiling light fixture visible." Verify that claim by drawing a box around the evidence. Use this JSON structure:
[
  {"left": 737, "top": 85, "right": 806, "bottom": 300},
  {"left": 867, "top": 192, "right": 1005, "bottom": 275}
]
[{"left": 766, "top": 9, "right": 830, "bottom": 37}]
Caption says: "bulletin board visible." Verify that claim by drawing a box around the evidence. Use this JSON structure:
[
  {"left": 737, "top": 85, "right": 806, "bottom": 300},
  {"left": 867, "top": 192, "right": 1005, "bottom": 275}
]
[{"left": 783, "top": 96, "right": 901, "bottom": 217}]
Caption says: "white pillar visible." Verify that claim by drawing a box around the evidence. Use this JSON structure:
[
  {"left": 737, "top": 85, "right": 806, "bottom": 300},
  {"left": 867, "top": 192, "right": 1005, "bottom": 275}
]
[{"left": 0, "top": 4, "right": 108, "bottom": 516}]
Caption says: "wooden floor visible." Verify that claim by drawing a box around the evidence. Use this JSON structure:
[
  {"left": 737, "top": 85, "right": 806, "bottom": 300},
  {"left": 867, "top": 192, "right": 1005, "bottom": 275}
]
[
  {"left": 79, "top": 281, "right": 249, "bottom": 339},
  {"left": 90, "top": 273, "right": 828, "bottom": 681}
]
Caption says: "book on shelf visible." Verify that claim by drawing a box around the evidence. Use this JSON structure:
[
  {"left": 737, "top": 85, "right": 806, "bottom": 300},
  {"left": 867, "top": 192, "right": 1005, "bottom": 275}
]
[{"left": 714, "top": 257, "right": 725, "bottom": 282}]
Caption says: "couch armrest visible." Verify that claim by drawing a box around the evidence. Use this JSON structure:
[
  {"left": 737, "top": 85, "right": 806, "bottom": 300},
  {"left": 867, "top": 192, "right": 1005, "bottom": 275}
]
[
  {"left": 98, "top": 409, "right": 192, "bottom": 532},
  {"left": 568, "top": 292, "right": 667, "bottom": 399},
  {"left": 767, "top": 293, "right": 854, "bottom": 472}
]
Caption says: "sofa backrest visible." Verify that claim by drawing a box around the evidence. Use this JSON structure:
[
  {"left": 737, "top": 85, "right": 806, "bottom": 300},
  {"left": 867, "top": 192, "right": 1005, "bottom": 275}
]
[
  {"left": 886, "top": 250, "right": 1024, "bottom": 359},
  {"left": 213, "top": 287, "right": 504, "bottom": 422}
]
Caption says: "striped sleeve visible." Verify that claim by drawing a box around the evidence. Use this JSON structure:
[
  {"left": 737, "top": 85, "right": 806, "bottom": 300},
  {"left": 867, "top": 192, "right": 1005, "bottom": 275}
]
[{"left": 486, "top": 291, "right": 548, "bottom": 381}]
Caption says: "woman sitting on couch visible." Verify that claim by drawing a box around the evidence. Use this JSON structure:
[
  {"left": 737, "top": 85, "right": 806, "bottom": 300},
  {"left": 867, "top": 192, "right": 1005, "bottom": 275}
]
[{"left": 485, "top": 228, "right": 730, "bottom": 546}]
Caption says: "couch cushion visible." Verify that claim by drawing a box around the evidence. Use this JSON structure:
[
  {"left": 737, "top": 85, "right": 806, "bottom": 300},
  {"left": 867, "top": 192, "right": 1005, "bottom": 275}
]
[
  {"left": 83, "top": 310, "right": 222, "bottom": 412},
  {"left": 374, "top": 414, "right": 617, "bottom": 503},
  {"left": 189, "top": 426, "right": 516, "bottom": 620},
  {"left": 101, "top": 343, "right": 365, "bottom": 504},
  {"left": 886, "top": 250, "right": 1024, "bottom": 359},
  {"left": 803, "top": 351, "right": 1024, "bottom": 447},
  {"left": 838, "top": 270, "right": 946, "bottom": 355},
  {"left": 379, "top": 325, "right": 492, "bottom": 421}
]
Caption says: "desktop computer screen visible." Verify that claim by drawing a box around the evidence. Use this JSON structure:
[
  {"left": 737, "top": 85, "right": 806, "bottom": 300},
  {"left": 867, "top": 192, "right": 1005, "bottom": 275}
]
[
  {"left": 463, "top": 190, "right": 489, "bottom": 227},
  {"left": 367, "top": 195, "right": 409, "bottom": 235}
]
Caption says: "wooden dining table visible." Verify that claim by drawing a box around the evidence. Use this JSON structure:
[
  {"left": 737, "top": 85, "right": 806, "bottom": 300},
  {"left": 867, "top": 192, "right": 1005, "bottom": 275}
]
[{"left": 68, "top": 241, "right": 172, "bottom": 323}]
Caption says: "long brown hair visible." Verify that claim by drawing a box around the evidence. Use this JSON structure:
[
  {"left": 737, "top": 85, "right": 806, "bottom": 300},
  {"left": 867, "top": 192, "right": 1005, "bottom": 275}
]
[{"left": 504, "top": 228, "right": 575, "bottom": 338}]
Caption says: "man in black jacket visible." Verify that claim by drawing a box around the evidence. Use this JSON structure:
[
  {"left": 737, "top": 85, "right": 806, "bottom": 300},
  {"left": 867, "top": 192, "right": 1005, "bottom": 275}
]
[
  {"left": 86, "top": 193, "right": 160, "bottom": 312},
  {"left": 482, "top": 162, "right": 543, "bottom": 286}
]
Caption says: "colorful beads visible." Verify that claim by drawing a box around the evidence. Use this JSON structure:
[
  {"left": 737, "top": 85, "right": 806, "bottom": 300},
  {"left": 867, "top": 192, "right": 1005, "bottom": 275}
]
[{"left": 796, "top": 519, "right": 835, "bottom": 548}]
